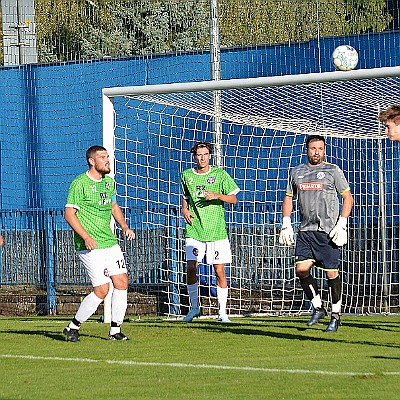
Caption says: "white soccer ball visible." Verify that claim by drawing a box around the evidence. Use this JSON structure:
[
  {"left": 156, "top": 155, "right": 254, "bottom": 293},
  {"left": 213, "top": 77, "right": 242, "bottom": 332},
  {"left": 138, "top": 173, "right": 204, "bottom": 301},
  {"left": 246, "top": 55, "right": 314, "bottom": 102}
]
[{"left": 331, "top": 45, "right": 359, "bottom": 71}]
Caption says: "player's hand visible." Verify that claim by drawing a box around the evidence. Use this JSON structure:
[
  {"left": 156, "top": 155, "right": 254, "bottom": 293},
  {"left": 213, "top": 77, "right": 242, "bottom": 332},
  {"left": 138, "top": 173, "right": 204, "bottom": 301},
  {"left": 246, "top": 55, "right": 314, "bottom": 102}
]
[
  {"left": 122, "top": 227, "right": 135, "bottom": 240},
  {"left": 204, "top": 190, "right": 220, "bottom": 201},
  {"left": 279, "top": 217, "right": 294, "bottom": 246},
  {"left": 329, "top": 217, "right": 348, "bottom": 247},
  {"left": 0, "top": 235, "right": 3, "bottom": 246},
  {"left": 84, "top": 236, "right": 98, "bottom": 250},
  {"left": 182, "top": 207, "right": 195, "bottom": 225}
]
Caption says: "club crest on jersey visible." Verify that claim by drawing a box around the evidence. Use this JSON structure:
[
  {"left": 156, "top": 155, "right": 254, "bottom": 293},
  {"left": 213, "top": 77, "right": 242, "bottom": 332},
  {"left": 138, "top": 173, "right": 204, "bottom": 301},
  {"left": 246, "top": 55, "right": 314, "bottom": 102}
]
[
  {"left": 207, "top": 176, "right": 216, "bottom": 184},
  {"left": 317, "top": 172, "right": 325, "bottom": 179},
  {"left": 192, "top": 248, "right": 199, "bottom": 256},
  {"left": 105, "top": 182, "right": 110, "bottom": 190},
  {"left": 103, "top": 268, "right": 109, "bottom": 277}
]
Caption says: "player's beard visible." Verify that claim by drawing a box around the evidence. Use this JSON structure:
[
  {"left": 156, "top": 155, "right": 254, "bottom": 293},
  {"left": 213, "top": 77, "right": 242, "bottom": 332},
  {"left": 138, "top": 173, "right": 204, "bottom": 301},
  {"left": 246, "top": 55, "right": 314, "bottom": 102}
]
[
  {"left": 308, "top": 155, "right": 323, "bottom": 165},
  {"left": 96, "top": 164, "right": 111, "bottom": 175}
]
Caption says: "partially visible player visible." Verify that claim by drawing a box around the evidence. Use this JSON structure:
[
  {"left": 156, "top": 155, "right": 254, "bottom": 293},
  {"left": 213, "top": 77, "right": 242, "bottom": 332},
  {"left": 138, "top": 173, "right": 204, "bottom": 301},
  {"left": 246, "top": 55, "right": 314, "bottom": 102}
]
[
  {"left": 279, "top": 135, "right": 353, "bottom": 332},
  {"left": 378, "top": 105, "right": 400, "bottom": 142},
  {"left": 181, "top": 141, "right": 240, "bottom": 323},
  {"left": 63, "top": 145, "right": 135, "bottom": 342}
]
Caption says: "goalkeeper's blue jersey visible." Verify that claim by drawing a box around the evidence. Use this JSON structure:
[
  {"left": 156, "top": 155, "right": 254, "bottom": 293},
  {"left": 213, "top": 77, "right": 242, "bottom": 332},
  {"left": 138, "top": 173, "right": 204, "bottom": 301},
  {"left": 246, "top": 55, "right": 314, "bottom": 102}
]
[{"left": 285, "top": 162, "right": 350, "bottom": 234}]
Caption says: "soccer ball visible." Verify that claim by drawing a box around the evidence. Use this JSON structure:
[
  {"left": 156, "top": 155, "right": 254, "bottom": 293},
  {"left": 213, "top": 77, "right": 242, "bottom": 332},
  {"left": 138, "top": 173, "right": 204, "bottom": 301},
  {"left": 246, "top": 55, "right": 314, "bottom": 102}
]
[{"left": 331, "top": 45, "right": 359, "bottom": 71}]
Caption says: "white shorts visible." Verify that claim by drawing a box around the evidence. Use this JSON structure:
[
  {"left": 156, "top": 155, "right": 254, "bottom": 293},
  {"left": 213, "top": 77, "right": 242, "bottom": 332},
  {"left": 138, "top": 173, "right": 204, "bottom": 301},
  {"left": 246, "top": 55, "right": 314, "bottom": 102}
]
[
  {"left": 185, "top": 238, "right": 232, "bottom": 265},
  {"left": 78, "top": 244, "right": 128, "bottom": 287}
]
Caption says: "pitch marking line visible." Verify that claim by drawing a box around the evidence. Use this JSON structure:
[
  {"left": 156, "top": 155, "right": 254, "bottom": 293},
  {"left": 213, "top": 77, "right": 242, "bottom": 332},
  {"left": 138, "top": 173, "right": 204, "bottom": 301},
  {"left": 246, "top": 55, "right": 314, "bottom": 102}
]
[{"left": 1, "top": 354, "right": 399, "bottom": 376}]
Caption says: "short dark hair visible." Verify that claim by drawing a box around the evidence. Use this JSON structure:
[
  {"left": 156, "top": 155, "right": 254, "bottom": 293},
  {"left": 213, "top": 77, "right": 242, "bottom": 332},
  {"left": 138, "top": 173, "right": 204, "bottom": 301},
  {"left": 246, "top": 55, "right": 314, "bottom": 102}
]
[
  {"left": 378, "top": 105, "right": 400, "bottom": 125},
  {"left": 190, "top": 141, "right": 213, "bottom": 155},
  {"left": 306, "top": 135, "right": 326, "bottom": 148},
  {"left": 86, "top": 145, "right": 107, "bottom": 167}
]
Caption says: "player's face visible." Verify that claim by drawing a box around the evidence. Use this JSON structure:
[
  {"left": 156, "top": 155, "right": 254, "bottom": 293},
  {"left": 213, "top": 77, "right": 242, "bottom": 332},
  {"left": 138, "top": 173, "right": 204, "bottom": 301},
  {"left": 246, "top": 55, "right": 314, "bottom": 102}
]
[
  {"left": 91, "top": 150, "right": 111, "bottom": 175},
  {"left": 384, "top": 120, "right": 400, "bottom": 142},
  {"left": 194, "top": 148, "right": 211, "bottom": 170},
  {"left": 307, "top": 140, "right": 325, "bottom": 166}
]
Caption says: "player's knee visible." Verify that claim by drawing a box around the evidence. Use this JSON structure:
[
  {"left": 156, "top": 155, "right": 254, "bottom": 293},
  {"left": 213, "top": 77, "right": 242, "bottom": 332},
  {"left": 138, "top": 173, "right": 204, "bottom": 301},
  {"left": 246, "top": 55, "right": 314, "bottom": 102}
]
[
  {"left": 93, "top": 283, "right": 110, "bottom": 299},
  {"left": 112, "top": 273, "right": 129, "bottom": 290}
]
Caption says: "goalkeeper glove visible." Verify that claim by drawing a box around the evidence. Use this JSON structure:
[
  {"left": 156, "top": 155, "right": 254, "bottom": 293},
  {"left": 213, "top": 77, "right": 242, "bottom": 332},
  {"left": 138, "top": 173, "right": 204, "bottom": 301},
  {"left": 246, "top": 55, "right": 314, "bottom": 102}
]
[
  {"left": 329, "top": 217, "right": 348, "bottom": 247},
  {"left": 279, "top": 217, "right": 294, "bottom": 246}
]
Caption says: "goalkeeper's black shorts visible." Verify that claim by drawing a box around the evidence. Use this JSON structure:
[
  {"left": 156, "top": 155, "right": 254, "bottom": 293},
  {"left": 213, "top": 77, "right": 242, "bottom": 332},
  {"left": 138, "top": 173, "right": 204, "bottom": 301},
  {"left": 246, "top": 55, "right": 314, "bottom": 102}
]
[{"left": 294, "top": 230, "right": 340, "bottom": 270}]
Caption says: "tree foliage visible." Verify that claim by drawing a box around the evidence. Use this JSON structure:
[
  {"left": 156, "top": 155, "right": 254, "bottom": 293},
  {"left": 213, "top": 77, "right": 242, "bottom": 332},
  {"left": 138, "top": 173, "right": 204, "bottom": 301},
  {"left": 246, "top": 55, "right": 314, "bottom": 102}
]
[
  {"left": 0, "top": 0, "right": 394, "bottom": 63},
  {"left": 218, "top": 0, "right": 392, "bottom": 46}
]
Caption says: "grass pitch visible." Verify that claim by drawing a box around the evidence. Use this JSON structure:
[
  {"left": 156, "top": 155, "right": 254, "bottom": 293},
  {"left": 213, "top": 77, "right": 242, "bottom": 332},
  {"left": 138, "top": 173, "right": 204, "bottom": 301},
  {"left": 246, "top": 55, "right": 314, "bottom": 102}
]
[{"left": 0, "top": 315, "right": 399, "bottom": 399}]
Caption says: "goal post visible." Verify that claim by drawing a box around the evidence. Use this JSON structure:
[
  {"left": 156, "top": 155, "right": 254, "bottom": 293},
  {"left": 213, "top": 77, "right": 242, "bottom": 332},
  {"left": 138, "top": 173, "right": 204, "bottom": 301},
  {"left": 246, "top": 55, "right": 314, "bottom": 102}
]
[{"left": 102, "top": 66, "right": 400, "bottom": 317}]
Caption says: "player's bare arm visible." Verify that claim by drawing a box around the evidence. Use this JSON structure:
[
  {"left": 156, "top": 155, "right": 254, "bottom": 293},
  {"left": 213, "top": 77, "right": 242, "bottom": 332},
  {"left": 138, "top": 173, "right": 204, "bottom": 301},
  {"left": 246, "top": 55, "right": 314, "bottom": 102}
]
[
  {"left": 340, "top": 190, "right": 354, "bottom": 218},
  {"left": 182, "top": 197, "right": 194, "bottom": 225},
  {"left": 204, "top": 191, "right": 237, "bottom": 204},
  {"left": 112, "top": 201, "right": 135, "bottom": 240},
  {"left": 282, "top": 195, "right": 294, "bottom": 217},
  {"left": 64, "top": 206, "right": 98, "bottom": 250}
]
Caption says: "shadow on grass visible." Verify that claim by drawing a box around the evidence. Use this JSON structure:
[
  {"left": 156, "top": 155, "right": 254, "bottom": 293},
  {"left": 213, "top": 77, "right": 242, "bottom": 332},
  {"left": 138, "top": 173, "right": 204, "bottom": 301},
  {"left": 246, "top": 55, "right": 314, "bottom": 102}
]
[{"left": 140, "top": 317, "right": 400, "bottom": 350}]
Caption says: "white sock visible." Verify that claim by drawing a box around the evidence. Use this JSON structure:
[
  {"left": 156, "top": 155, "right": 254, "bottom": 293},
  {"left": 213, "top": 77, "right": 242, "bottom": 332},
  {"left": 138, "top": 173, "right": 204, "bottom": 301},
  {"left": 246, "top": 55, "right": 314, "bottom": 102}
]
[
  {"left": 311, "top": 294, "right": 322, "bottom": 309},
  {"left": 74, "top": 292, "right": 103, "bottom": 324},
  {"left": 217, "top": 286, "right": 228, "bottom": 315},
  {"left": 331, "top": 300, "right": 342, "bottom": 314},
  {"left": 187, "top": 282, "right": 199, "bottom": 309},
  {"left": 111, "top": 288, "right": 128, "bottom": 328}
]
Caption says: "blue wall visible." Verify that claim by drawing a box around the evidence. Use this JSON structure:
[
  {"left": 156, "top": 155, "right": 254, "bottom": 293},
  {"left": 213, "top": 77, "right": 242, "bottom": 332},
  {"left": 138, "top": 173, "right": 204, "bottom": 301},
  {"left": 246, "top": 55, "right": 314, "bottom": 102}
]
[{"left": 0, "top": 31, "right": 400, "bottom": 212}]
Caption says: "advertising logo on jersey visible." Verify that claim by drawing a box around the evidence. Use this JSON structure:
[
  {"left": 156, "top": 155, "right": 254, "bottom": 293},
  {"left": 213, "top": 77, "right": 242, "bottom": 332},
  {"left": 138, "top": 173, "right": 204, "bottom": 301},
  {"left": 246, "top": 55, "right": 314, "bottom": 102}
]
[
  {"left": 298, "top": 182, "right": 323, "bottom": 190},
  {"left": 99, "top": 192, "right": 112, "bottom": 205},
  {"left": 194, "top": 185, "right": 206, "bottom": 198}
]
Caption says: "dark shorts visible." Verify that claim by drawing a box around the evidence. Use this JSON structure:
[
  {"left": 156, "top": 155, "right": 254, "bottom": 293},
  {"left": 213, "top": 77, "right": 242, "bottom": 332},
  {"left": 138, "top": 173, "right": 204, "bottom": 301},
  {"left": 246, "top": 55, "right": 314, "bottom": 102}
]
[{"left": 295, "top": 230, "right": 340, "bottom": 270}]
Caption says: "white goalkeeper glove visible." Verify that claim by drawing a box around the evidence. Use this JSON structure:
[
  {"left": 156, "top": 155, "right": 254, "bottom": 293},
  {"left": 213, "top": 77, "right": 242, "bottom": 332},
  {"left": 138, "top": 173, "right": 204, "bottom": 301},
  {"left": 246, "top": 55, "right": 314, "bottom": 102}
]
[
  {"left": 279, "top": 217, "right": 294, "bottom": 246},
  {"left": 329, "top": 217, "right": 348, "bottom": 247}
]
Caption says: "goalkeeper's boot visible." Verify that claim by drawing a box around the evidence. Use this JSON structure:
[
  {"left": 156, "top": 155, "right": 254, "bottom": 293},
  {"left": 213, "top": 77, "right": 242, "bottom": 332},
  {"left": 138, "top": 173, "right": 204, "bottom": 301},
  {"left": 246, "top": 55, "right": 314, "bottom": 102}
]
[
  {"left": 307, "top": 307, "right": 327, "bottom": 326},
  {"left": 182, "top": 307, "right": 201, "bottom": 322},
  {"left": 63, "top": 327, "right": 80, "bottom": 342},
  {"left": 217, "top": 313, "right": 231, "bottom": 323},
  {"left": 108, "top": 332, "right": 130, "bottom": 341},
  {"left": 325, "top": 314, "right": 341, "bottom": 333}
]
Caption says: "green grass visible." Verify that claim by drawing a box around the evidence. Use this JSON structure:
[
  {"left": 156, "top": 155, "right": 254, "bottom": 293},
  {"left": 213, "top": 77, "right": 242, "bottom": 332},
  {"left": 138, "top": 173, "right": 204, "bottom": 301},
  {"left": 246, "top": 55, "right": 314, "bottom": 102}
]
[{"left": 0, "top": 315, "right": 399, "bottom": 399}]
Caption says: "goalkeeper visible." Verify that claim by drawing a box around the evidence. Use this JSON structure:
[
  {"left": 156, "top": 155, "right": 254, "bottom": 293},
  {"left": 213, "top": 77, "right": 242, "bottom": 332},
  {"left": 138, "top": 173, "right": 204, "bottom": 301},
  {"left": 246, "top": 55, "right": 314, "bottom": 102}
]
[
  {"left": 279, "top": 135, "right": 353, "bottom": 332},
  {"left": 181, "top": 141, "right": 240, "bottom": 323}
]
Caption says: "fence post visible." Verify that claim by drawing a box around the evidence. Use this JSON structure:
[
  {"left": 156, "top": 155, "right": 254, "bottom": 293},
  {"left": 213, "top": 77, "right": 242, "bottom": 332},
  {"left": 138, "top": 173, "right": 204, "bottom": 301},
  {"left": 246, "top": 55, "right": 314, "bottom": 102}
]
[
  {"left": 168, "top": 207, "right": 181, "bottom": 315},
  {"left": 45, "top": 211, "right": 57, "bottom": 314}
]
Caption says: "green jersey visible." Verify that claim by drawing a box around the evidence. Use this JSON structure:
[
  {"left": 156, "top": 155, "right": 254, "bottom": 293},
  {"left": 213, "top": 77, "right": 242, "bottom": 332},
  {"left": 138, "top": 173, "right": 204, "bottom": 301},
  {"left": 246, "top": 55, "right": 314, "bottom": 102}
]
[
  {"left": 181, "top": 166, "right": 240, "bottom": 242},
  {"left": 66, "top": 172, "right": 118, "bottom": 251}
]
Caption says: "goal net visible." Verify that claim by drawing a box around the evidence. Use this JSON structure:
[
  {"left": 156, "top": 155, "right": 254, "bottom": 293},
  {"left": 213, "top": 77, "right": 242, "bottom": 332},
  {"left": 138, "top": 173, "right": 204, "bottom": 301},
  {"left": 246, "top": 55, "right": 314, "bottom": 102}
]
[{"left": 103, "top": 67, "right": 400, "bottom": 317}]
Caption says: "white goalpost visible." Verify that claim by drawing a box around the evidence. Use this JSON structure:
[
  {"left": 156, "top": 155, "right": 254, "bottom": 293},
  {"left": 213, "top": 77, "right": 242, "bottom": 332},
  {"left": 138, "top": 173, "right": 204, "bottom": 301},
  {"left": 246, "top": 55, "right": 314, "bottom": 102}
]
[{"left": 102, "top": 66, "right": 400, "bottom": 318}]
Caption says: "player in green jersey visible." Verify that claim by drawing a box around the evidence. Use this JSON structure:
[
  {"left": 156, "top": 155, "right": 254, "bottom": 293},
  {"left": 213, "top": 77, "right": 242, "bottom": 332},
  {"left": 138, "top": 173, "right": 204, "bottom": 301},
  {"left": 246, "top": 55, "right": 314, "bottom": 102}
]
[
  {"left": 181, "top": 141, "right": 240, "bottom": 323},
  {"left": 63, "top": 145, "right": 135, "bottom": 342},
  {"left": 378, "top": 105, "right": 400, "bottom": 142},
  {"left": 279, "top": 135, "right": 353, "bottom": 332}
]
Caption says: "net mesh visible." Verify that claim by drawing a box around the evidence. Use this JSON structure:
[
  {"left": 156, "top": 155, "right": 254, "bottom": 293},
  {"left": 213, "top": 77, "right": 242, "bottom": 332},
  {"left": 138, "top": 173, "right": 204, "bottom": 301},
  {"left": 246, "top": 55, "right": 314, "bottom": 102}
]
[{"left": 109, "top": 72, "right": 400, "bottom": 316}]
